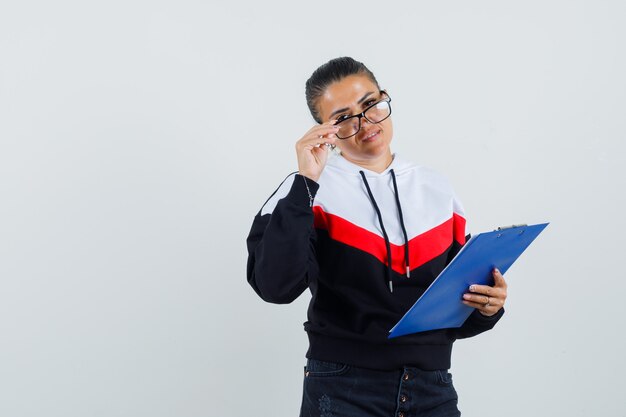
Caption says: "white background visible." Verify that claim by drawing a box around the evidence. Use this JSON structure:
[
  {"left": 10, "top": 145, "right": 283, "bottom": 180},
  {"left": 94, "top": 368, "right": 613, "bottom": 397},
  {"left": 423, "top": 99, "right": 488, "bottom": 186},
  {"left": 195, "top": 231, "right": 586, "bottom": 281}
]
[{"left": 1, "top": 1, "right": 625, "bottom": 416}]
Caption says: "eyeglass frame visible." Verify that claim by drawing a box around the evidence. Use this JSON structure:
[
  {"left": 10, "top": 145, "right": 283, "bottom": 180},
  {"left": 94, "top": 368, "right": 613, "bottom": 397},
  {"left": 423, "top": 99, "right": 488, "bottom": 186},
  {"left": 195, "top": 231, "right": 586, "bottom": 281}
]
[{"left": 331, "top": 91, "right": 392, "bottom": 139}]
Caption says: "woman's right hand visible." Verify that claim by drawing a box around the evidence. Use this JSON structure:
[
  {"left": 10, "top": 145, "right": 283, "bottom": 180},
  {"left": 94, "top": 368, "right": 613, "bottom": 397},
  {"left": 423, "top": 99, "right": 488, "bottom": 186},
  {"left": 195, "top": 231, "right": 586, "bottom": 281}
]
[{"left": 295, "top": 122, "right": 339, "bottom": 182}]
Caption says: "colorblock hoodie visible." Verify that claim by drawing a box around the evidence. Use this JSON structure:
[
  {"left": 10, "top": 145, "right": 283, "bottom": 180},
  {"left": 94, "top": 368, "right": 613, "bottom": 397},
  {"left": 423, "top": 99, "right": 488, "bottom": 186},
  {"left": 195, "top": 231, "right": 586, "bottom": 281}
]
[{"left": 246, "top": 153, "right": 503, "bottom": 371}]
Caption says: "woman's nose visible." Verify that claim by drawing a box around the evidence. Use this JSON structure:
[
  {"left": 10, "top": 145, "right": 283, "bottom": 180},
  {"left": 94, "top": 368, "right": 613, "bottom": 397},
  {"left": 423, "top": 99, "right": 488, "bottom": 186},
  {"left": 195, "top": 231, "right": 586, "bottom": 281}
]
[{"left": 360, "top": 115, "right": 373, "bottom": 128}]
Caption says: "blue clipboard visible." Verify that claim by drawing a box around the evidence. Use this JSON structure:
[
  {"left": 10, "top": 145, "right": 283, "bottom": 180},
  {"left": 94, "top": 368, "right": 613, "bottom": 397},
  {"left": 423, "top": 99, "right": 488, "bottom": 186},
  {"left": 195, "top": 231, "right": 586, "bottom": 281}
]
[{"left": 388, "top": 222, "right": 549, "bottom": 338}]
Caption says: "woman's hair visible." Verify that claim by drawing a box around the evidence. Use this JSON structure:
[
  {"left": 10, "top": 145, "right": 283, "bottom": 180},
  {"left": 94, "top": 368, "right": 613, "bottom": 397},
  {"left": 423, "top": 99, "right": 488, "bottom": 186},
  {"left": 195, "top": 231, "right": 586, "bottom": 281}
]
[{"left": 305, "top": 57, "right": 380, "bottom": 123}]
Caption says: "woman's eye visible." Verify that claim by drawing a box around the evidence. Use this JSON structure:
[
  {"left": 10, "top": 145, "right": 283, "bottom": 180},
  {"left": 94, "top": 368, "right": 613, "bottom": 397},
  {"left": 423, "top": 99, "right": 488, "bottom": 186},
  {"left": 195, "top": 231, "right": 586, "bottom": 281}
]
[
  {"left": 364, "top": 99, "right": 377, "bottom": 107},
  {"left": 336, "top": 115, "right": 350, "bottom": 122}
]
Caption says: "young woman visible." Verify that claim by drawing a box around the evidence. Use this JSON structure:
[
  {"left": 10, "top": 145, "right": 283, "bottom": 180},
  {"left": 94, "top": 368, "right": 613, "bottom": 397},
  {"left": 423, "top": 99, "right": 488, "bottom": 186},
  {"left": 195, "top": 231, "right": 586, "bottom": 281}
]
[{"left": 246, "top": 57, "right": 507, "bottom": 417}]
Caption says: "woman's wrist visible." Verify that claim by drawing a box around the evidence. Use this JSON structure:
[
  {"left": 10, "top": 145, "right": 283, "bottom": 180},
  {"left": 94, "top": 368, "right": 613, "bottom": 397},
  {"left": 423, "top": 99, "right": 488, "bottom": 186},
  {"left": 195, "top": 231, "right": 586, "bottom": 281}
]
[{"left": 298, "top": 171, "right": 320, "bottom": 182}]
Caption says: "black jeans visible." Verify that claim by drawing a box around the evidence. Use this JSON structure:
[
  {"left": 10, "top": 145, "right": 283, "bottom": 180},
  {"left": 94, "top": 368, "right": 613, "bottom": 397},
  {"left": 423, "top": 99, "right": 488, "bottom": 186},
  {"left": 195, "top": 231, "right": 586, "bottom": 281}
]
[{"left": 300, "top": 359, "right": 460, "bottom": 417}]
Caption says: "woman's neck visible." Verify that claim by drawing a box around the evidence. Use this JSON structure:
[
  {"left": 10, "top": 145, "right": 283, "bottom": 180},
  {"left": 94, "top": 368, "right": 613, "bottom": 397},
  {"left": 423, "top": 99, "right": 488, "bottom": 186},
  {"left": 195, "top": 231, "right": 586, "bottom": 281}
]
[{"left": 341, "top": 151, "right": 394, "bottom": 174}]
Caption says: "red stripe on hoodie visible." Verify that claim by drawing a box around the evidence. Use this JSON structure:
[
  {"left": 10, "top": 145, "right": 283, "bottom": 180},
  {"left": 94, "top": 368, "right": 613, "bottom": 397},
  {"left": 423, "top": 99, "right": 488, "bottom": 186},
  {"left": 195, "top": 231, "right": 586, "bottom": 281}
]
[{"left": 313, "top": 206, "right": 466, "bottom": 275}]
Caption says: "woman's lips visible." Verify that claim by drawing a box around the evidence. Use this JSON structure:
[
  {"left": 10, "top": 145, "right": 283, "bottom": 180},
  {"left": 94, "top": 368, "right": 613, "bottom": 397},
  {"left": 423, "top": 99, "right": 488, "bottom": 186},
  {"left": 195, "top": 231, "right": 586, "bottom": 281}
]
[{"left": 360, "top": 129, "right": 381, "bottom": 142}]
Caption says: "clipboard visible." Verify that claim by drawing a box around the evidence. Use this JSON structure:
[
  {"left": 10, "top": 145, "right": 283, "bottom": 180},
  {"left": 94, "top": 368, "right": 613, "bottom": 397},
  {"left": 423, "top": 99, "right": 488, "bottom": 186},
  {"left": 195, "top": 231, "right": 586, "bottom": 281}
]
[{"left": 388, "top": 222, "right": 549, "bottom": 338}]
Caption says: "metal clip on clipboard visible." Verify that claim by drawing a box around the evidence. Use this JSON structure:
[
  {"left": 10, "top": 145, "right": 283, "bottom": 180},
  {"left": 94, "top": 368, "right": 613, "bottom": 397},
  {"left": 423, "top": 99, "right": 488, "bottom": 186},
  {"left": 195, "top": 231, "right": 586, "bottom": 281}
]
[
  {"left": 496, "top": 224, "right": 528, "bottom": 231},
  {"left": 496, "top": 224, "right": 528, "bottom": 237}
]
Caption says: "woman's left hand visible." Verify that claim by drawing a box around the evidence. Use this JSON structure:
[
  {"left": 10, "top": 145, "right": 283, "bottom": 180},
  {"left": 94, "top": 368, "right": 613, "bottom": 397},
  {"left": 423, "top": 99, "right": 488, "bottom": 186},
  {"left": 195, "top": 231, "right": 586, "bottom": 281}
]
[{"left": 462, "top": 268, "right": 508, "bottom": 317}]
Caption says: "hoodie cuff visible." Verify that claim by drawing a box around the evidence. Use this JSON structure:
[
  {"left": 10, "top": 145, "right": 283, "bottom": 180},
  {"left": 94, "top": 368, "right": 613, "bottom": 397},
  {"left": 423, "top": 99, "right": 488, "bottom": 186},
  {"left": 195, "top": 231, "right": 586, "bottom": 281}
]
[
  {"left": 283, "top": 174, "right": 320, "bottom": 207},
  {"left": 474, "top": 306, "right": 505, "bottom": 323}
]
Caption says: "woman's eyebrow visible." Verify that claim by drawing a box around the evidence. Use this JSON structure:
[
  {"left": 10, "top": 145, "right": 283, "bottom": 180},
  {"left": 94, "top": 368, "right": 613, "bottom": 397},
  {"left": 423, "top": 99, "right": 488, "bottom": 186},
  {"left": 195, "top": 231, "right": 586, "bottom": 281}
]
[
  {"left": 357, "top": 91, "right": 376, "bottom": 105},
  {"left": 329, "top": 91, "right": 377, "bottom": 119}
]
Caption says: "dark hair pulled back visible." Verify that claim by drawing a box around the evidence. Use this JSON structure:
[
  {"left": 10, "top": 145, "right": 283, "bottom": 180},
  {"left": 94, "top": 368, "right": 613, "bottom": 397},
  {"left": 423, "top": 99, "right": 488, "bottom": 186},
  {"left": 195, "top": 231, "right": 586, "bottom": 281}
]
[{"left": 305, "top": 57, "right": 380, "bottom": 124}]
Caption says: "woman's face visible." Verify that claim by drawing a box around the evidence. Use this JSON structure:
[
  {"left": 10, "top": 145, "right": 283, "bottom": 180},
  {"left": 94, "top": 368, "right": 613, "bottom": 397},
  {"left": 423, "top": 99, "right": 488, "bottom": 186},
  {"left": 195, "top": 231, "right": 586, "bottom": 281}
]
[{"left": 317, "top": 74, "right": 393, "bottom": 165}]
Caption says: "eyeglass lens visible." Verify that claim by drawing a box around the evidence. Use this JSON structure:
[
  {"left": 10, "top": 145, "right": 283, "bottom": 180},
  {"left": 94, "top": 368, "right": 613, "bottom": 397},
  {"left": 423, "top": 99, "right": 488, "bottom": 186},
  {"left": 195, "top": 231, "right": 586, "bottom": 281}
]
[{"left": 335, "top": 100, "right": 391, "bottom": 139}]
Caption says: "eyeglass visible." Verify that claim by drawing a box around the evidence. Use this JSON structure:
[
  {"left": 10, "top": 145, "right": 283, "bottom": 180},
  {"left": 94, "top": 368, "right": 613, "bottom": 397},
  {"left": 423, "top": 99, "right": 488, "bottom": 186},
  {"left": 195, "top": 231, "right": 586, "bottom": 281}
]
[{"left": 332, "top": 91, "right": 392, "bottom": 139}]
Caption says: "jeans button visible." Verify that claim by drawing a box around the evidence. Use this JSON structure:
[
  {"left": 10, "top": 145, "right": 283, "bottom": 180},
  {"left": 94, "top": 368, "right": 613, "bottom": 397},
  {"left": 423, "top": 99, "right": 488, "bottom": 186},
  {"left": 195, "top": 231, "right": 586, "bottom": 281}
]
[
  {"left": 400, "top": 395, "right": 407, "bottom": 403},
  {"left": 403, "top": 372, "right": 410, "bottom": 381},
  {"left": 398, "top": 413, "right": 405, "bottom": 417}
]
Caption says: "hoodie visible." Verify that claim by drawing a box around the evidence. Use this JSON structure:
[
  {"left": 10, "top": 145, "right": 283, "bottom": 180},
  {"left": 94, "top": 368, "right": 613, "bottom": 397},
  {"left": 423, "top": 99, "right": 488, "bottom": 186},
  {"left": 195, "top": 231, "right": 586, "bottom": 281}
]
[{"left": 246, "top": 152, "right": 503, "bottom": 371}]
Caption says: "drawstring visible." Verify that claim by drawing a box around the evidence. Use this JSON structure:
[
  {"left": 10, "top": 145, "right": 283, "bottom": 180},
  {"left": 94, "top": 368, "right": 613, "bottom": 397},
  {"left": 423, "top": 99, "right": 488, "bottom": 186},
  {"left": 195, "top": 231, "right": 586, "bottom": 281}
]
[
  {"left": 390, "top": 169, "right": 411, "bottom": 277},
  {"left": 359, "top": 169, "right": 412, "bottom": 292},
  {"left": 359, "top": 171, "right": 394, "bottom": 292}
]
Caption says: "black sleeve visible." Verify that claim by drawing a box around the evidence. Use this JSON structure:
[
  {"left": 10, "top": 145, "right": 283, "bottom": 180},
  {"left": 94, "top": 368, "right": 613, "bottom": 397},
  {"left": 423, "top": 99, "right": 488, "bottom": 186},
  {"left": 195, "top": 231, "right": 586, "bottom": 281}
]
[
  {"left": 454, "top": 307, "right": 505, "bottom": 339},
  {"left": 246, "top": 174, "right": 320, "bottom": 304}
]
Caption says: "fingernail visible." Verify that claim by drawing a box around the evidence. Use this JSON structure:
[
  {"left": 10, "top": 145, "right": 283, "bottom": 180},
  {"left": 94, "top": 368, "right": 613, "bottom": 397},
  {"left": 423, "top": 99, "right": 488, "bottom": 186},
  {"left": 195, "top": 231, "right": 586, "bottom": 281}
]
[
  {"left": 494, "top": 268, "right": 500, "bottom": 274},
  {"left": 463, "top": 294, "right": 470, "bottom": 300},
  {"left": 469, "top": 285, "right": 475, "bottom": 291}
]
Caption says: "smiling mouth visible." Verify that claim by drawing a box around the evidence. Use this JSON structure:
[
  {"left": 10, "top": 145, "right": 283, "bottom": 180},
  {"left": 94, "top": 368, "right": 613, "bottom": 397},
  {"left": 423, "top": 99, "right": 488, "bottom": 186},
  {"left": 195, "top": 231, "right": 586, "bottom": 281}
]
[{"left": 360, "top": 129, "right": 381, "bottom": 142}]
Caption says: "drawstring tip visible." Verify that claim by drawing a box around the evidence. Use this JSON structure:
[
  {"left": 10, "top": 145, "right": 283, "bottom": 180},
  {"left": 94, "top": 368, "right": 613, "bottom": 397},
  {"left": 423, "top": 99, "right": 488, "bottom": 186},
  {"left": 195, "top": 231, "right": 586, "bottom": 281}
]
[
  {"left": 389, "top": 280, "right": 393, "bottom": 292},
  {"left": 406, "top": 266, "right": 411, "bottom": 278}
]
